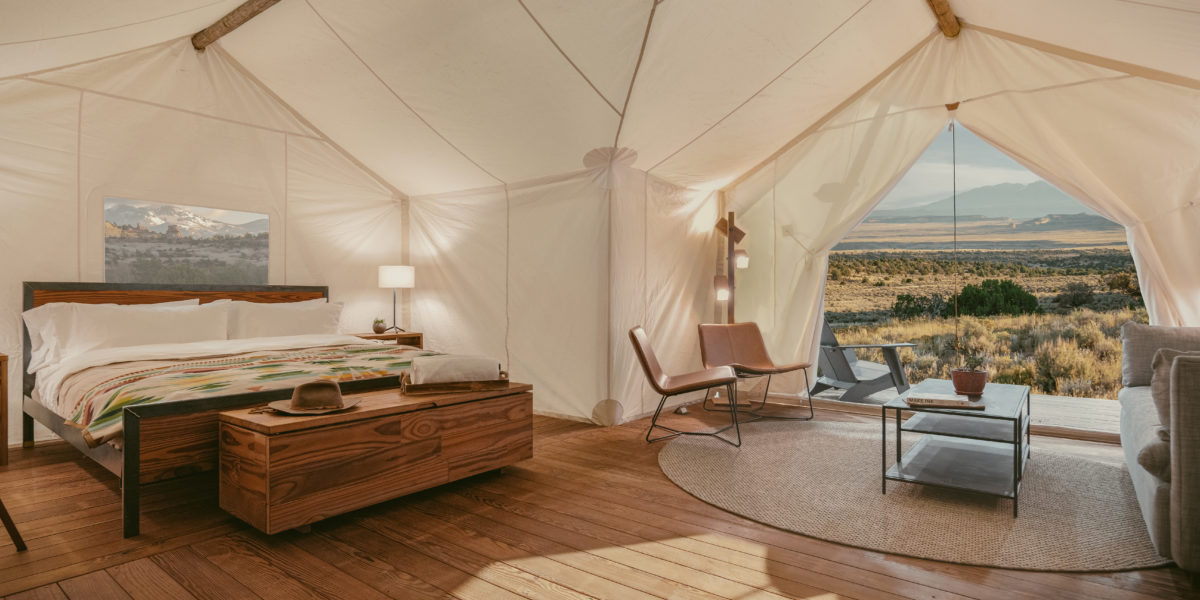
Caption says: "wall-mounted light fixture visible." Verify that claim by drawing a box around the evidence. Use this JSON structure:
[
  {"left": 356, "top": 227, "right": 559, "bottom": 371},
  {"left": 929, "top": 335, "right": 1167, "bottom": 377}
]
[
  {"left": 734, "top": 249, "right": 750, "bottom": 269},
  {"left": 715, "top": 212, "right": 748, "bottom": 322},
  {"left": 714, "top": 275, "right": 730, "bottom": 302}
]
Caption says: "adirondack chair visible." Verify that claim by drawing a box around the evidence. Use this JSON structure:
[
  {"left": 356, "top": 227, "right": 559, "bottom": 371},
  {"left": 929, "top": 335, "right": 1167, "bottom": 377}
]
[{"left": 810, "top": 321, "right": 915, "bottom": 404}]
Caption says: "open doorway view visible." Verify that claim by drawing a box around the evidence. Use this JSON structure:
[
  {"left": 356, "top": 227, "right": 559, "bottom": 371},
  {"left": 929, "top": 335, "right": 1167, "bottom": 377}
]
[{"left": 823, "top": 125, "right": 1146, "bottom": 402}]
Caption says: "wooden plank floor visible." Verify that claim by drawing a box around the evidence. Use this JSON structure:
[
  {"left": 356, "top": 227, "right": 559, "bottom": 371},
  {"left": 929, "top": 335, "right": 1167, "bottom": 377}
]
[{"left": 1, "top": 409, "right": 1196, "bottom": 600}]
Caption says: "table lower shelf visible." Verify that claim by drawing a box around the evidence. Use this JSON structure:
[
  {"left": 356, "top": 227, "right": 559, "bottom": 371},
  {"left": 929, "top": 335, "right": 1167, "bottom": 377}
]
[{"left": 885, "top": 435, "right": 1029, "bottom": 499}]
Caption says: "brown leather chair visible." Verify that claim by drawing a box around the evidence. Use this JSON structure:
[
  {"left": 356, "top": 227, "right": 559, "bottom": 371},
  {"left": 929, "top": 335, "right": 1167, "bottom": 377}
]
[
  {"left": 629, "top": 326, "right": 742, "bottom": 446},
  {"left": 698, "top": 322, "right": 814, "bottom": 420}
]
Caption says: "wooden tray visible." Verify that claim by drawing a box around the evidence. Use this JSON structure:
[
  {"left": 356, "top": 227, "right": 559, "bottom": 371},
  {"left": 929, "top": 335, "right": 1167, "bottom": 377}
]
[{"left": 400, "top": 370, "right": 510, "bottom": 395}]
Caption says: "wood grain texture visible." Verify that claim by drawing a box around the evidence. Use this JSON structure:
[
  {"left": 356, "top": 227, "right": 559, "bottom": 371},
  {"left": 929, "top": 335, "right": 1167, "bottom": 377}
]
[
  {"left": 138, "top": 409, "right": 229, "bottom": 484},
  {"left": 28, "top": 288, "right": 324, "bottom": 309},
  {"left": 191, "top": 0, "right": 281, "bottom": 50},
  {"left": 56, "top": 571, "right": 131, "bottom": 600},
  {"left": 925, "top": 0, "right": 961, "bottom": 37},
  {"left": 220, "top": 382, "right": 532, "bottom": 435},
  {"left": 3, "top": 410, "right": 1196, "bottom": 599},
  {"left": 220, "top": 390, "right": 533, "bottom": 534},
  {"left": 352, "top": 332, "right": 423, "bottom": 348},
  {"left": 105, "top": 558, "right": 196, "bottom": 600}
]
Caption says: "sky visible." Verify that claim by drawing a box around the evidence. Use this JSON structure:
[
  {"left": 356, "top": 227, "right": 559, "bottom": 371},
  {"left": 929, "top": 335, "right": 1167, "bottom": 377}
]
[
  {"left": 877, "top": 123, "right": 1042, "bottom": 210},
  {"left": 106, "top": 197, "right": 264, "bottom": 225}
]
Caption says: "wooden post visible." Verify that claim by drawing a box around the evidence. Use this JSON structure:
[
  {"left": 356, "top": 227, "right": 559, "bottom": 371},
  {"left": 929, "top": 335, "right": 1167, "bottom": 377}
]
[
  {"left": 192, "top": 0, "right": 281, "bottom": 50},
  {"left": 924, "top": 0, "right": 961, "bottom": 38},
  {"left": 727, "top": 212, "right": 736, "bottom": 324},
  {"left": 1, "top": 353, "right": 7, "bottom": 465}
]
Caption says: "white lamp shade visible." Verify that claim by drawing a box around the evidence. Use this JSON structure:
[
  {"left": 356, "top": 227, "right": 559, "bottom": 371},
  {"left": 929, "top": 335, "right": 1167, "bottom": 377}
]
[{"left": 378, "top": 265, "right": 415, "bottom": 288}]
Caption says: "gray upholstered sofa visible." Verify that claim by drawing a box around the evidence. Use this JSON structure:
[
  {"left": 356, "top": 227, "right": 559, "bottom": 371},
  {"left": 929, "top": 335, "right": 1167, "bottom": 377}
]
[{"left": 1120, "top": 322, "right": 1200, "bottom": 572}]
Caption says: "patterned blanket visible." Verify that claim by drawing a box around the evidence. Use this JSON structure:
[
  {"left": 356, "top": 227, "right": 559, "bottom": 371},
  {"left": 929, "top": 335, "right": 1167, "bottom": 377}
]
[{"left": 57, "top": 344, "right": 437, "bottom": 447}]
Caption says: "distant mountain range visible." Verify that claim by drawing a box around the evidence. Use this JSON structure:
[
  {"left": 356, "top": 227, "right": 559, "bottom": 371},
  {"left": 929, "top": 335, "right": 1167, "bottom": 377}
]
[
  {"left": 871, "top": 181, "right": 1098, "bottom": 221},
  {"left": 105, "top": 203, "right": 268, "bottom": 238}
]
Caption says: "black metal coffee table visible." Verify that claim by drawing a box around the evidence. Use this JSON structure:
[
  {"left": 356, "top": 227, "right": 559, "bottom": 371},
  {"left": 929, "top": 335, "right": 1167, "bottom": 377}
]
[{"left": 882, "top": 379, "right": 1031, "bottom": 517}]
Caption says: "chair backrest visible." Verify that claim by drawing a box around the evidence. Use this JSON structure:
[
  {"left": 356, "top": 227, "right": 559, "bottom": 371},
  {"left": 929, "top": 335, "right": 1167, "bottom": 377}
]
[
  {"left": 628, "top": 326, "right": 670, "bottom": 395},
  {"left": 818, "top": 320, "right": 860, "bottom": 383},
  {"left": 697, "top": 322, "right": 773, "bottom": 369}
]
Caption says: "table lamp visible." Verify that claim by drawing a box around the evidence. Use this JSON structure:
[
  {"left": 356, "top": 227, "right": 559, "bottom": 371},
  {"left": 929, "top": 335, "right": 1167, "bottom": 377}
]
[{"left": 378, "top": 265, "right": 415, "bottom": 333}]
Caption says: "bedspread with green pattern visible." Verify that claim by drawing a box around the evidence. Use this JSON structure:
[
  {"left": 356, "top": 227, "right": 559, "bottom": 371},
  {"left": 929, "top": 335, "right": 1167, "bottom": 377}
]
[{"left": 57, "top": 344, "right": 437, "bottom": 447}]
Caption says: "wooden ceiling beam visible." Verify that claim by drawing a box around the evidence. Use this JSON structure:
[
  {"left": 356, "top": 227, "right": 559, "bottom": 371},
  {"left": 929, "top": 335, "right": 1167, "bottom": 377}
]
[
  {"left": 924, "top": 0, "right": 961, "bottom": 38},
  {"left": 192, "top": 0, "right": 281, "bottom": 50}
]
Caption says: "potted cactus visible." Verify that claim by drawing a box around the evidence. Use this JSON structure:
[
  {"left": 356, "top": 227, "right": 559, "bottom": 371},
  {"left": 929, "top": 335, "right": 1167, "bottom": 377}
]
[{"left": 372, "top": 318, "right": 387, "bottom": 334}]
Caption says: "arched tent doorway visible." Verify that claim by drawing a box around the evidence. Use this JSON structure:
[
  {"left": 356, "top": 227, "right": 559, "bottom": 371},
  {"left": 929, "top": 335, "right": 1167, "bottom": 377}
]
[{"left": 726, "top": 27, "right": 1200, "bottom": 396}]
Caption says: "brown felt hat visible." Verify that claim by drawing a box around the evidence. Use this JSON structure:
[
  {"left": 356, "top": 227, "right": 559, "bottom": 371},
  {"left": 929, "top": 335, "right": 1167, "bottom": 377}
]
[{"left": 267, "top": 380, "right": 360, "bottom": 415}]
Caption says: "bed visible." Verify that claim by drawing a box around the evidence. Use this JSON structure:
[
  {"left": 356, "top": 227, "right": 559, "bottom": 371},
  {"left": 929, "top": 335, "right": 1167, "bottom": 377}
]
[{"left": 20, "top": 282, "right": 428, "bottom": 537}]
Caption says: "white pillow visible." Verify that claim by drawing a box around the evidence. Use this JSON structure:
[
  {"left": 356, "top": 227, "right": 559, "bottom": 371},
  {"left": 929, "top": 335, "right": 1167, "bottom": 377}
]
[
  {"left": 56, "top": 301, "right": 230, "bottom": 362},
  {"left": 227, "top": 300, "right": 343, "bottom": 339},
  {"left": 24, "top": 299, "right": 199, "bottom": 373}
]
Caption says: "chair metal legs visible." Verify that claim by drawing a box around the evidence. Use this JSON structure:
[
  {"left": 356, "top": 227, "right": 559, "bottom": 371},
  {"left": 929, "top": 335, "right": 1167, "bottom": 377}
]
[
  {"left": 646, "top": 383, "right": 742, "bottom": 447},
  {"left": 702, "top": 371, "right": 815, "bottom": 421}
]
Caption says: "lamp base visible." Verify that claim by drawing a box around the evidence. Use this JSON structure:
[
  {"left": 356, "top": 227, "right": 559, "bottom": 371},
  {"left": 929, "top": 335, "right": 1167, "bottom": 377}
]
[{"left": 382, "top": 325, "right": 407, "bottom": 334}]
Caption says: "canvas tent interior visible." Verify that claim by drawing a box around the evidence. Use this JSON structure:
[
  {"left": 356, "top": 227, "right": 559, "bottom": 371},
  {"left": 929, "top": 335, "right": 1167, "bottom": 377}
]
[{"left": 2, "top": 0, "right": 1199, "bottom": 442}]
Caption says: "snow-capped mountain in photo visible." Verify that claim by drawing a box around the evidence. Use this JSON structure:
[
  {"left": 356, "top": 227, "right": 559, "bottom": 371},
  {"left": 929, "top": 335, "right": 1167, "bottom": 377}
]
[{"left": 104, "top": 202, "right": 267, "bottom": 238}]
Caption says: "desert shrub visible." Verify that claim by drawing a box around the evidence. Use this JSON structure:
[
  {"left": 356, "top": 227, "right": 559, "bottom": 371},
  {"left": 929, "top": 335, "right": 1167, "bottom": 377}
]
[
  {"left": 892, "top": 294, "right": 945, "bottom": 320},
  {"left": 1055, "top": 281, "right": 1094, "bottom": 308},
  {"left": 945, "top": 279, "right": 1040, "bottom": 317},
  {"left": 1034, "top": 339, "right": 1098, "bottom": 394},
  {"left": 829, "top": 307, "right": 1147, "bottom": 399},
  {"left": 1106, "top": 271, "right": 1143, "bottom": 304}
]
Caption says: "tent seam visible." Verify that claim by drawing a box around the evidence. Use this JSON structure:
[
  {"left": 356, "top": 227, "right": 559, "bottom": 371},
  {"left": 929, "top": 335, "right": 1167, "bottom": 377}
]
[
  {"left": 647, "top": 0, "right": 874, "bottom": 173},
  {"left": 24, "top": 77, "right": 323, "bottom": 142},
  {"left": 304, "top": 0, "right": 505, "bottom": 185},
  {"left": 210, "top": 44, "right": 409, "bottom": 200},
  {"left": 968, "top": 24, "right": 1200, "bottom": 91},
  {"left": 612, "top": 0, "right": 659, "bottom": 149},
  {"left": 0, "top": 36, "right": 189, "bottom": 81},
  {"left": 0, "top": 2, "right": 227, "bottom": 47},
  {"left": 720, "top": 29, "right": 940, "bottom": 195},
  {"left": 516, "top": 0, "right": 622, "bottom": 116}
]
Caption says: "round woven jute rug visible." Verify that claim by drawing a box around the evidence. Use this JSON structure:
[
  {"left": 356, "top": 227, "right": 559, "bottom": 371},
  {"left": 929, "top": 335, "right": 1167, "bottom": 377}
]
[{"left": 658, "top": 420, "right": 1169, "bottom": 571}]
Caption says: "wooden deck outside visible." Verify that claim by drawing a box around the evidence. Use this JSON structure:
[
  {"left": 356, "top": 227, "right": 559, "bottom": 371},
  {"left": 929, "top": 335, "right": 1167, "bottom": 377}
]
[{"left": 1, "top": 409, "right": 1193, "bottom": 600}]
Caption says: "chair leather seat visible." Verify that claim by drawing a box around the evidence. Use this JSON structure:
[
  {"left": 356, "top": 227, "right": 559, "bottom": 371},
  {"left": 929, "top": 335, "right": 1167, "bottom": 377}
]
[
  {"left": 660, "top": 366, "right": 737, "bottom": 395},
  {"left": 729, "top": 360, "right": 812, "bottom": 376}
]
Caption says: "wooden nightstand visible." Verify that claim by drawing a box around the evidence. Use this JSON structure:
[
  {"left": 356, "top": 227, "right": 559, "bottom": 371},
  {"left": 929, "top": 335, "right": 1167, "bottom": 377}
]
[{"left": 354, "top": 332, "right": 423, "bottom": 348}]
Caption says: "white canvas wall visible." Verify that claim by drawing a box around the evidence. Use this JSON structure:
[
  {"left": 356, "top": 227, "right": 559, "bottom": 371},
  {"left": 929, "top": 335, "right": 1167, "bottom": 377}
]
[
  {"left": 0, "top": 41, "right": 404, "bottom": 443},
  {"left": 412, "top": 160, "right": 718, "bottom": 424}
]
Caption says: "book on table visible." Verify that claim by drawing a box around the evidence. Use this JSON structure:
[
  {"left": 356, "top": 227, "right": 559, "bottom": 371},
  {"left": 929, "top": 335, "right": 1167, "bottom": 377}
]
[{"left": 904, "top": 391, "right": 986, "bottom": 409}]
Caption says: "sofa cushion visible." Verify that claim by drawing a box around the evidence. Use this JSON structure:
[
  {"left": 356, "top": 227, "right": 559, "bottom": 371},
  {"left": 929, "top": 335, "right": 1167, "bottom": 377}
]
[
  {"left": 1150, "top": 349, "right": 1200, "bottom": 435},
  {"left": 1118, "top": 386, "right": 1169, "bottom": 441},
  {"left": 1121, "top": 390, "right": 1171, "bottom": 481},
  {"left": 1122, "top": 322, "right": 1200, "bottom": 386}
]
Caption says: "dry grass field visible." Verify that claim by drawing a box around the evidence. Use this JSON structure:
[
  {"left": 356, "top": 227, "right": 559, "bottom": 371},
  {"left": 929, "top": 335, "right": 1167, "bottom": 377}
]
[{"left": 824, "top": 244, "right": 1143, "bottom": 399}]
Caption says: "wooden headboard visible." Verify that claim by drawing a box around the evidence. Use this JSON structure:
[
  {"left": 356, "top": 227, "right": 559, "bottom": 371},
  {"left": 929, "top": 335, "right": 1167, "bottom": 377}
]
[{"left": 21, "top": 282, "right": 328, "bottom": 394}]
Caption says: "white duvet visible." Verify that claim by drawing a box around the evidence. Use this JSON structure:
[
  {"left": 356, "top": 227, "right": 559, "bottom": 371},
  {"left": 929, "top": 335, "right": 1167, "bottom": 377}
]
[{"left": 33, "top": 334, "right": 379, "bottom": 417}]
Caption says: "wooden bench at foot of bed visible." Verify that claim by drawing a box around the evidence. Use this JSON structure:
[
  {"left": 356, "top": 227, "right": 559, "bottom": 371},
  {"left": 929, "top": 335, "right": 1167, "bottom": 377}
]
[{"left": 218, "top": 382, "right": 533, "bottom": 534}]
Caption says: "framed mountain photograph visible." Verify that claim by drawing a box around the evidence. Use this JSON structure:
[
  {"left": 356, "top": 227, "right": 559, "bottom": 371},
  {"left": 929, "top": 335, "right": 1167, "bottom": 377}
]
[{"left": 103, "top": 197, "right": 269, "bottom": 284}]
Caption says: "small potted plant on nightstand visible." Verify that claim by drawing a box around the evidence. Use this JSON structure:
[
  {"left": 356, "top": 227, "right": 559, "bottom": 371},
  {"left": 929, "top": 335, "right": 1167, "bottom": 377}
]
[
  {"left": 949, "top": 340, "right": 987, "bottom": 396},
  {"left": 372, "top": 318, "right": 387, "bottom": 334}
]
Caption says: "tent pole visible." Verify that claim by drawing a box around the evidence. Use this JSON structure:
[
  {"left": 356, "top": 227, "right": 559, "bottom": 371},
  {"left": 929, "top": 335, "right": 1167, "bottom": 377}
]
[
  {"left": 727, "top": 211, "right": 736, "bottom": 324},
  {"left": 924, "top": 0, "right": 961, "bottom": 38},
  {"left": 192, "top": 0, "right": 281, "bottom": 51}
]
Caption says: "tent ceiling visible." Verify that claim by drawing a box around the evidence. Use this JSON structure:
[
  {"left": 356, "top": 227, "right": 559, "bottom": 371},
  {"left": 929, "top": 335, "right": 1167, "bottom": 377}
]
[{"left": 3, "top": 0, "right": 1198, "bottom": 196}]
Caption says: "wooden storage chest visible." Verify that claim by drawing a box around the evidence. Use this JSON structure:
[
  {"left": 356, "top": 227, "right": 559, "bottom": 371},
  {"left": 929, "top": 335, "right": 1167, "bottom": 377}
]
[{"left": 218, "top": 383, "right": 533, "bottom": 534}]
